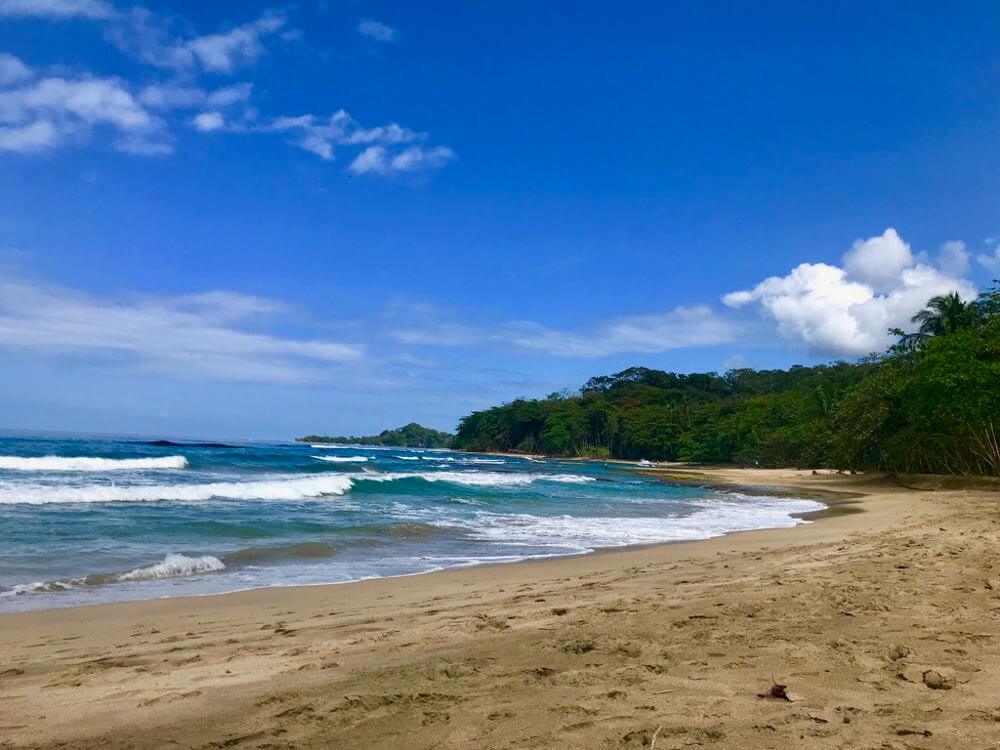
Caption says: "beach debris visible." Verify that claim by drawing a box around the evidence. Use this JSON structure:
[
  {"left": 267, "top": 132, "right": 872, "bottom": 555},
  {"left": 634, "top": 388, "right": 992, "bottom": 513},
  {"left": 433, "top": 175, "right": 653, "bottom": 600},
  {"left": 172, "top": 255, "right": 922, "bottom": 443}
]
[
  {"left": 888, "top": 644, "right": 912, "bottom": 661},
  {"left": 896, "top": 728, "right": 933, "bottom": 738},
  {"left": 758, "top": 678, "right": 801, "bottom": 702},
  {"left": 650, "top": 724, "right": 662, "bottom": 749},
  {"left": 921, "top": 670, "right": 955, "bottom": 690},
  {"left": 551, "top": 607, "right": 569, "bottom": 616}
]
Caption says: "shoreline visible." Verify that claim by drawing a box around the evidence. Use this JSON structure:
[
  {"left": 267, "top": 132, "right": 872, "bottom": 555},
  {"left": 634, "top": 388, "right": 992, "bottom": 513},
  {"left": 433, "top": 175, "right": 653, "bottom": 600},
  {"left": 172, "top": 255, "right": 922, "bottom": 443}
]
[
  {"left": 0, "top": 467, "right": 833, "bottom": 617},
  {"left": 2, "top": 467, "right": 998, "bottom": 748}
]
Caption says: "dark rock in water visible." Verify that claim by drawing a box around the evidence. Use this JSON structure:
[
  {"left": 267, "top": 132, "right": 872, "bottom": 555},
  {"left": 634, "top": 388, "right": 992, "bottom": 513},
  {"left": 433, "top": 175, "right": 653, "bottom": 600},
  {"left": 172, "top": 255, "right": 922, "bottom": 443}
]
[{"left": 144, "top": 439, "right": 235, "bottom": 449}]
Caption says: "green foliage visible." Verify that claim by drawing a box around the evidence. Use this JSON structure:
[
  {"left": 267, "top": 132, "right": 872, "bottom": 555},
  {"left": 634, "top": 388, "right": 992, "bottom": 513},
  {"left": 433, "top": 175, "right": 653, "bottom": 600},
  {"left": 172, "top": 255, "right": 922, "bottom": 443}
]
[
  {"left": 298, "top": 423, "right": 453, "bottom": 449},
  {"left": 454, "top": 362, "right": 872, "bottom": 467},
  {"left": 454, "top": 287, "right": 1000, "bottom": 476}
]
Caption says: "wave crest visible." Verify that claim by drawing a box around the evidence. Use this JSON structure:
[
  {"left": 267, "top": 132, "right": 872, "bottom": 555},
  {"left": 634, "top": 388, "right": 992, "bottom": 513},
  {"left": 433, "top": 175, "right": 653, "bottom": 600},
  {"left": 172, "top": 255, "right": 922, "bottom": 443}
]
[
  {"left": 0, "top": 474, "right": 355, "bottom": 505},
  {"left": 116, "top": 553, "right": 225, "bottom": 581},
  {"left": 0, "top": 455, "right": 188, "bottom": 471}
]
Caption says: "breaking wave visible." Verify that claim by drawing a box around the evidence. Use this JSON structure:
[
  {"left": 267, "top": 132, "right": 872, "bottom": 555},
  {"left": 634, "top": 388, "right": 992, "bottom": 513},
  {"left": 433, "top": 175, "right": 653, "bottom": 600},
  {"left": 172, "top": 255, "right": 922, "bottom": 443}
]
[
  {"left": 116, "top": 553, "right": 226, "bottom": 581},
  {"left": 3, "top": 553, "right": 226, "bottom": 596},
  {"left": 0, "top": 474, "right": 355, "bottom": 505},
  {"left": 0, "top": 470, "right": 593, "bottom": 505},
  {"left": 312, "top": 455, "right": 369, "bottom": 463},
  {"left": 364, "top": 471, "right": 596, "bottom": 488},
  {"left": 0, "top": 455, "right": 188, "bottom": 471}
]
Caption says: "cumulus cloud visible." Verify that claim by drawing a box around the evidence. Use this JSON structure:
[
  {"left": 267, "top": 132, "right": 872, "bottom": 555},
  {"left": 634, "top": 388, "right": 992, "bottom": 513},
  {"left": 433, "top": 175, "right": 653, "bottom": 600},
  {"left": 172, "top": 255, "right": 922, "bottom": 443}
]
[
  {"left": 723, "top": 228, "right": 977, "bottom": 356},
  {"left": 0, "top": 53, "right": 32, "bottom": 86},
  {"left": 107, "top": 8, "right": 287, "bottom": 74},
  {"left": 0, "top": 74, "right": 166, "bottom": 153},
  {"left": 0, "top": 0, "right": 115, "bottom": 19},
  {"left": 357, "top": 19, "right": 398, "bottom": 42},
  {"left": 0, "top": 278, "right": 363, "bottom": 382}
]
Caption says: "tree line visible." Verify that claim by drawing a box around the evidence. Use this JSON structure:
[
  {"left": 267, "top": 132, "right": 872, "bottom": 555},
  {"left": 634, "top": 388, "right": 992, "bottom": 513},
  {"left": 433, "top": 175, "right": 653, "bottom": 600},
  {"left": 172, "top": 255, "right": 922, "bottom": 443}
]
[
  {"left": 299, "top": 422, "right": 454, "bottom": 449},
  {"left": 452, "top": 285, "right": 1000, "bottom": 475}
]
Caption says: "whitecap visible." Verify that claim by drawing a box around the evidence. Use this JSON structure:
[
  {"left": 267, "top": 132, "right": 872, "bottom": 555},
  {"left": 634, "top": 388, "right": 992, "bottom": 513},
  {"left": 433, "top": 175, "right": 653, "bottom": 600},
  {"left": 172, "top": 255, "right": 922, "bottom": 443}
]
[
  {"left": 0, "top": 455, "right": 188, "bottom": 471},
  {"left": 116, "top": 553, "right": 225, "bottom": 581},
  {"left": 0, "top": 474, "right": 355, "bottom": 505}
]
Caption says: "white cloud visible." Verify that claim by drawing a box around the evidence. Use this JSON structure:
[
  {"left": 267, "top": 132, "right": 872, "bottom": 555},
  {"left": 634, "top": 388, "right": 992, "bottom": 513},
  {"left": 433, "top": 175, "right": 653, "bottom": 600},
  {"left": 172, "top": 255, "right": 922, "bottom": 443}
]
[
  {"left": 0, "top": 53, "right": 32, "bottom": 85},
  {"left": 390, "top": 305, "right": 739, "bottom": 357},
  {"left": 0, "top": 119, "right": 57, "bottom": 152},
  {"left": 0, "top": 278, "right": 363, "bottom": 382},
  {"left": 841, "top": 227, "right": 913, "bottom": 290},
  {"left": 0, "top": 0, "right": 115, "bottom": 19},
  {"left": 724, "top": 228, "right": 977, "bottom": 356},
  {"left": 107, "top": 9, "right": 287, "bottom": 74},
  {"left": 349, "top": 144, "right": 455, "bottom": 175},
  {"left": 357, "top": 19, "right": 398, "bottom": 42},
  {"left": 139, "top": 82, "right": 252, "bottom": 110},
  {"left": 269, "top": 110, "right": 436, "bottom": 166},
  {"left": 506, "top": 306, "right": 738, "bottom": 357},
  {"left": 0, "top": 75, "right": 167, "bottom": 154},
  {"left": 978, "top": 247, "right": 1000, "bottom": 273},
  {"left": 938, "top": 240, "right": 970, "bottom": 276},
  {"left": 185, "top": 12, "right": 285, "bottom": 73},
  {"left": 192, "top": 111, "right": 224, "bottom": 131}
]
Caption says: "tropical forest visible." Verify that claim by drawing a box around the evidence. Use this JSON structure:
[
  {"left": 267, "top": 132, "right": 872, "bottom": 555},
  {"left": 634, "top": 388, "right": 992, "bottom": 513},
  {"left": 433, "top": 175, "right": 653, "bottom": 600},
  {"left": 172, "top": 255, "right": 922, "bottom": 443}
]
[{"left": 453, "top": 286, "right": 1000, "bottom": 476}]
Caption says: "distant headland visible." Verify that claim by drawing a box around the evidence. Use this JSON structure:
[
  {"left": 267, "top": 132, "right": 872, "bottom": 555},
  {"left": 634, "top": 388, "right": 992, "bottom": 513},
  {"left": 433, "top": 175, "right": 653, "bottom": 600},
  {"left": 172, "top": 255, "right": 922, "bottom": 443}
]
[{"left": 297, "top": 422, "right": 454, "bottom": 449}]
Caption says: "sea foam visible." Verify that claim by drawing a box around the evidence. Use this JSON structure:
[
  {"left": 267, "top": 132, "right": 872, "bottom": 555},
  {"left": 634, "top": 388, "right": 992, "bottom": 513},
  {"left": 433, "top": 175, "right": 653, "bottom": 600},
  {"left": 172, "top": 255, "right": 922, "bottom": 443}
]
[
  {"left": 461, "top": 495, "right": 826, "bottom": 551},
  {"left": 0, "top": 455, "right": 188, "bottom": 471},
  {"left": 369, "top": 471, "right": 596, "bottom": 488},
  {"left": 312, "top": 455, "right": 369, "bottom": 463}
]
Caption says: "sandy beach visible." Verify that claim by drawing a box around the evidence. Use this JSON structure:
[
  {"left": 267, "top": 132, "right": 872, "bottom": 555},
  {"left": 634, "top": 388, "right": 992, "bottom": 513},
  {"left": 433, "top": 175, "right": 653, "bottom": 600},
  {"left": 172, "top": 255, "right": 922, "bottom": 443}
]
[{"left": 1, "top": 467, "right": 998, "bottom": 749}]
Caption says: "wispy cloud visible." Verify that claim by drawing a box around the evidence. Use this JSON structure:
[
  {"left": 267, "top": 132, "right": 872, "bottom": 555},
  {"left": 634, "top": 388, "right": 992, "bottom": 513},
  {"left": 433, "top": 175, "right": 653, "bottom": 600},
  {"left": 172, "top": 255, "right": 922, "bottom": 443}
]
[
  {"left": 978, "top": 247, "right": 1000, "bottom": 273},
  {"left": 504, "top": 307, "right": 740, "bottom": 357},
  {"left": 139, "top": 82, "right": 252, "bottom": 110},
  {"left": 0, "top": 53, "right": 32, "bottom": 86},
  {"left": 192, "top": 111, "right": 224, "bottom": 131},
  {"left": 267, "top": 109, "right": 425, "bottom": 163},
  {"left": 349, "top": 144, "right": 455, "bottom": 175},
  {"left": 724, "top": 228, "right": 977, "bottom": 356},
  {"left": 0, "top": 278, "right": 363, "bottom": 382},
  {"left": 0, "top": 7, "right": 455, "bottom": 177},
  {"left": 357, "top": 19, "right": 398, "bottom": 43},
  {"left": 106, "top": 8, "right": 288, "bottom": 74},
  {"left": 387, "top": 304, "right": 740, "bottom": 357},
  {"left": 0, "top": 0, "right": 115, "bottom": 19}
]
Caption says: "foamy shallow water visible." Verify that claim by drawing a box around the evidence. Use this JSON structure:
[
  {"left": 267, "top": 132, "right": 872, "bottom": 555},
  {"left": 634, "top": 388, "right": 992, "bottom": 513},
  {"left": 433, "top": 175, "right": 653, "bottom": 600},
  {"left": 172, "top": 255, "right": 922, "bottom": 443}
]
[{"left": 0, "top": 431, "right": 824, "bottom": 613}]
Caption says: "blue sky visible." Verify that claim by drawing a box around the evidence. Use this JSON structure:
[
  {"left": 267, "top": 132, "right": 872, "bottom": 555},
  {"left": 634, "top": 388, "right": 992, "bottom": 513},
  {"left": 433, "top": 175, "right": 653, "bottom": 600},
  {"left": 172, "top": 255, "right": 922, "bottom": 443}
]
[{"left": 1, "top": 0, "right": 999, "bottom": 439}]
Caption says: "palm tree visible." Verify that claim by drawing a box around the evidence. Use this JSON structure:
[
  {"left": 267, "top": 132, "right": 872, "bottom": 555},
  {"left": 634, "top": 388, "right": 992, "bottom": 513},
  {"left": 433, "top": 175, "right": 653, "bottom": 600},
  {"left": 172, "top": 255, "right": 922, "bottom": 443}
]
[
  {"left": 889, "top": 292, "right": 975, "bottom": 352},
  {"left": 911, "top": 292, "right": 975, "bottom": 336}
]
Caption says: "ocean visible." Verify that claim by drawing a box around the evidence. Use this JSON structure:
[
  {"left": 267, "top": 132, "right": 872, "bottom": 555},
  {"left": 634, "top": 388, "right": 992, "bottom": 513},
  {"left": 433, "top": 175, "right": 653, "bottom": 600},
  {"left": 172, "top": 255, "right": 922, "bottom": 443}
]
[{"left": 0, "top": 431, "right": 825, "bottom": 613}]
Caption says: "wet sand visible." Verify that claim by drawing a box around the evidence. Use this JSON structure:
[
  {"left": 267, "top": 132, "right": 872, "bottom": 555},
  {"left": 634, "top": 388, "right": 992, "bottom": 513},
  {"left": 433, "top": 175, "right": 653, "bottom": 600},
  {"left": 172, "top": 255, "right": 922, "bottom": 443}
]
[{"left": 1, "top": 468, "right": 998, "bottom": 749}]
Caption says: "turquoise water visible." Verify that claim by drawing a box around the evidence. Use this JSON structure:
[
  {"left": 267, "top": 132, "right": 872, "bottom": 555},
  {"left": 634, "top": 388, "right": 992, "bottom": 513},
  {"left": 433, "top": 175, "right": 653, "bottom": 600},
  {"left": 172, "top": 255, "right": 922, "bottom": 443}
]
[{"left": 0, "top": 431, "right": 824, "bottom": 612}]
